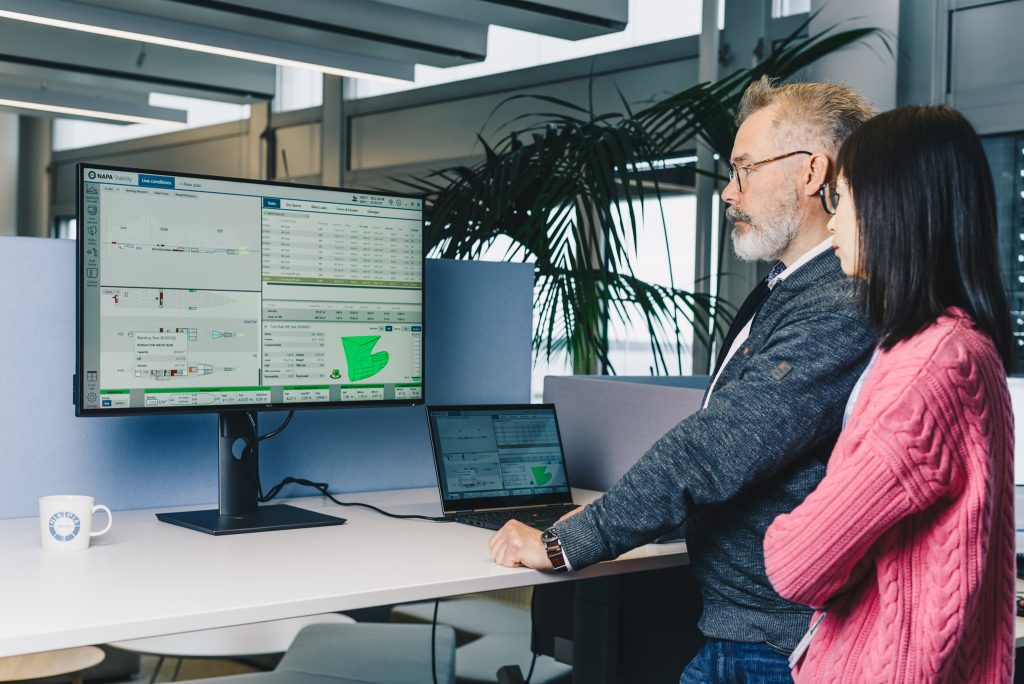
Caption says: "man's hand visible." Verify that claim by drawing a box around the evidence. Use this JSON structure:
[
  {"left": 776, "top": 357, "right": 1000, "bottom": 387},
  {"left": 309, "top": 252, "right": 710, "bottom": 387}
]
[{"left": 488, "top": 520, "right": 552, "bottom": 570}]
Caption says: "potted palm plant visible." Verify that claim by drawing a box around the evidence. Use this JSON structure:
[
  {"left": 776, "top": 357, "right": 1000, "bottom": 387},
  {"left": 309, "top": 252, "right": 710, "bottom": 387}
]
[{"left": 399, "top": 16, "right": 887, "bottom": 375}]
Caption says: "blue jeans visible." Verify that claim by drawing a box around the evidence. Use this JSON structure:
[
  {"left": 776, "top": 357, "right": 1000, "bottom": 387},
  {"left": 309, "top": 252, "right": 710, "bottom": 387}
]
[{"left": 679, "top": 638, "right": 793, "bottom": 684}]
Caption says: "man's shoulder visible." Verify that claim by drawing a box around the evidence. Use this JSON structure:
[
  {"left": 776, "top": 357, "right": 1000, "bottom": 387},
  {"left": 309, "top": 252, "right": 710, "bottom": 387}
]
[
  {"left": 789, "top": 269, "right": 861, "bottom": 316},
  {"left": 772, "top": 252, "right": 862, "bottom": 320}
]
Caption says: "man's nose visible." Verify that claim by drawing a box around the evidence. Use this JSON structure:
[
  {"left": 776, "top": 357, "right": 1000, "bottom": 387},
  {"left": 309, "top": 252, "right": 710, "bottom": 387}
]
[{"left": 721, "top": 176, "right": 740, "bottom": 205}]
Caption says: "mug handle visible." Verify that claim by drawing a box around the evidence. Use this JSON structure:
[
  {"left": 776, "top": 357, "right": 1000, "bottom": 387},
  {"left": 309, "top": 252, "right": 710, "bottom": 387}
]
[{"left": 91, "top": 504, "right": 113, "bottom": 537}]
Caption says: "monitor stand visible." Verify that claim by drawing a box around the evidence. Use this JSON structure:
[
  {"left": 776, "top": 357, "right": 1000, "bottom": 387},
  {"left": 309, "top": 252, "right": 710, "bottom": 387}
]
[{"left": 156, "top": 412, "right": 346, "bottom": 535}]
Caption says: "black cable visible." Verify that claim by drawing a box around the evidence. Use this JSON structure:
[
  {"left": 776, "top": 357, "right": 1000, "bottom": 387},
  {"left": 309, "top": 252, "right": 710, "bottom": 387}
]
[
  {"left": 524, "top": 588, "right": 538, "bottom": 683},
  {"left": 259, "top": 476, "right": 452, "bottom": 522},
  {"left": 431, "top": 598, "right": 440, "bottom": 684},
  {"left": 256, "top": 410, "right": 293, "bottom": 441},
  {"left": 524, "top": 653, "right": 538, "bottom": 683},
  {"left": 241, "top": 410, "right": 451, "bottom": 521}
]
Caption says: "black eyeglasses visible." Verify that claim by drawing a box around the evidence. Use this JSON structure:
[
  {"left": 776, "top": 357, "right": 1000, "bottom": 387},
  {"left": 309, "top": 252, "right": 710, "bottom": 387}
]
[
  {"left": 728, "top": 150, "right": 839, "bottom": 214},
  {"left": 818, "top": 182, "right": 840, "bottom": 215},
  {"left": 728, "top": 150, "right": 812, "bottom": 192}
]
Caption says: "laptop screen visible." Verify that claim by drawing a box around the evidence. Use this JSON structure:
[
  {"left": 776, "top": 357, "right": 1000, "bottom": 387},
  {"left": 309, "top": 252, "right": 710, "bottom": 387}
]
[{"left": 427, "top": 404, "right": 574, "bottom": 513}]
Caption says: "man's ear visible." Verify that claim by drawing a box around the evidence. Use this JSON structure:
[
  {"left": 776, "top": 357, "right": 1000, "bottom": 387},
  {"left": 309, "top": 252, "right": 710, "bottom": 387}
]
[{"left": 803, "top": 153, "right": 830, "bottom": 197}]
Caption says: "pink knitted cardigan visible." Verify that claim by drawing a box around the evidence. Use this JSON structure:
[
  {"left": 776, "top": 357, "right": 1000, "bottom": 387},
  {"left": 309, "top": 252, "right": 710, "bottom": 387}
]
[{"left": 764, "top": 308, "right": 1016, "bottom": 683}]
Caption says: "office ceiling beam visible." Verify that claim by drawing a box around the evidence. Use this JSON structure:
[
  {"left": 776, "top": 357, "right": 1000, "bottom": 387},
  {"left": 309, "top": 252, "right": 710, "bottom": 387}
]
[
  {"left": 0, "top": 82, "right": 187, "bottom": 124},
  {"left": 0, "top": 58, "right": 258, "bottom": 107},
  {"left": 0, "top": 70, "right": 154, "bottom": 103},
  {"left": 368, "top": 0, "right": 629, "bottom": 40},
  {"left": 110, "top": 0, "right": 491, "bottom": 69},
  {"left": 0, "top": 0, "right": 415, "bottom": 82},
  {"left": 0, "top": 20, "right": 276, "bottom": 102},
  {"left": 0, "top": 0, "right": 636, "bottom": 123}
]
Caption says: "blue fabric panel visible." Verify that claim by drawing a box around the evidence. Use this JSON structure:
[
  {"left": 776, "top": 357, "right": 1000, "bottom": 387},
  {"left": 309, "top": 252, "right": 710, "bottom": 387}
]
[{"left": 0, "top": 237, "right": 533, "bottom": 518}]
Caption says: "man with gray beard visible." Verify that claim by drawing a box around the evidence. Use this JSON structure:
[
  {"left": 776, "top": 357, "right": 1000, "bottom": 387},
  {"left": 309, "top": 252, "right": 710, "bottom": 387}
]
[{"left": 489, "top": 77, "right": 877, "bottom": 683}]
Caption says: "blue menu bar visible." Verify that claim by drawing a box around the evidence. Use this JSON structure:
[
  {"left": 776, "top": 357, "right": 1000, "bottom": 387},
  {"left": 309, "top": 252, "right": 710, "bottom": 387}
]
[{"left": 138, "top": 174, "right": 175, "bottom": 189}]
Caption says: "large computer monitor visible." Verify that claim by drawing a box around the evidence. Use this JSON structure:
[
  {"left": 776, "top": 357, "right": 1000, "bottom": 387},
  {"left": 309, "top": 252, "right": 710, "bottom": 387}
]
[{"left": 75, "top": 163, "right": 425, "bottom": 534}]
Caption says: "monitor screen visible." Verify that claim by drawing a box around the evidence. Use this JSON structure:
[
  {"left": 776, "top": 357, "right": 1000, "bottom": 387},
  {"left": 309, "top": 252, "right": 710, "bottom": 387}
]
[{"left": 76, "top": 164, "right": 424, "bottom": 415}]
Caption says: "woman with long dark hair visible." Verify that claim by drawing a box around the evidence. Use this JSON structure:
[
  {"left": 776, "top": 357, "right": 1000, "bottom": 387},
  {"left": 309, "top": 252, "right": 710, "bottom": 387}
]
[{"left": 763, "top": 105, "right": 1016, "bottom": 682}]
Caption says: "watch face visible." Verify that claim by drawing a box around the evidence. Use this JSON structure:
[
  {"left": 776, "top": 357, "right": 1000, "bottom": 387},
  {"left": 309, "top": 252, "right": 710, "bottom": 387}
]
[{"left": 541, "top": 527, "right": 557, "bottom": 543}]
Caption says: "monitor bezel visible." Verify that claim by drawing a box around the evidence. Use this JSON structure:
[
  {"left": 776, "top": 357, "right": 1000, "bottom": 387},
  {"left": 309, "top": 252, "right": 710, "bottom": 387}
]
[
  {"left": 426, "top": 403, "right": 575, "bottom": 513},
  {"left": 75, "top": 162, "right": 427, "bottom": 417}
]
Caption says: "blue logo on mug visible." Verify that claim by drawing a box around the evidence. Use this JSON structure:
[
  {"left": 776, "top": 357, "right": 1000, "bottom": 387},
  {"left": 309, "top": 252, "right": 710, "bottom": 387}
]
[{"left": 48, "top": 511, "right": 81, "bottom": 542}]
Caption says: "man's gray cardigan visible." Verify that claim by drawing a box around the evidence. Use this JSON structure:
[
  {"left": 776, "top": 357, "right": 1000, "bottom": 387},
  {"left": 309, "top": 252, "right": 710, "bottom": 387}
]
[{"left": 555, "top": 250, "right": 876, "bottom": 651}]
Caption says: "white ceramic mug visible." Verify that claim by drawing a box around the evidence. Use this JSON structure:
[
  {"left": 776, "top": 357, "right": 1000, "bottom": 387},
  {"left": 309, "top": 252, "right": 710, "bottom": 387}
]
[{"left": 39, "top": 495, "right": 112, "bottom": 551}]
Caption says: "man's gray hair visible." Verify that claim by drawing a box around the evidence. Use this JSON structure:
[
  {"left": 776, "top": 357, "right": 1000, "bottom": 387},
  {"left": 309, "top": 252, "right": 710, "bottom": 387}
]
[{"left": 736, "top": 76, "right": 876, "bottom": 156}]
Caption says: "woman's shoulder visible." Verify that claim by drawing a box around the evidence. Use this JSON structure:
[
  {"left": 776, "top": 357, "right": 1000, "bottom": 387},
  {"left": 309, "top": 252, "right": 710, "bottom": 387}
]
[
  {"left": 880, "top": 307, "right": 1002, "bottom": 373},
  {"left": 857, "top": 309, "right": 1003, "bottom": 410},
  {"left": 853, "top": 309, "right": 1009, "bottom": 474}
]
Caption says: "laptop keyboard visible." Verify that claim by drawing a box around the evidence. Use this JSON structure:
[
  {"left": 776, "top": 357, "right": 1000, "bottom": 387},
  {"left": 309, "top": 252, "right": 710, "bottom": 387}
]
[{"left": 454, "top": 504, "right": 578, "bottom": 531}]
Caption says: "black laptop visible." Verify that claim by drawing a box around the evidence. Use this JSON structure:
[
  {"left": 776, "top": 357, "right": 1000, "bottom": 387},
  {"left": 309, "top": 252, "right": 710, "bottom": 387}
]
[{"left": 427, "top": 404, "right": 579, "bottom": 530}]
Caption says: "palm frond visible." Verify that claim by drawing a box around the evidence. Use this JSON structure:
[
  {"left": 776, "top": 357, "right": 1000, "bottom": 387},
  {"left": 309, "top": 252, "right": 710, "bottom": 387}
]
[{"left": 397, "top": 23, "right": 885, "bottom": 373}]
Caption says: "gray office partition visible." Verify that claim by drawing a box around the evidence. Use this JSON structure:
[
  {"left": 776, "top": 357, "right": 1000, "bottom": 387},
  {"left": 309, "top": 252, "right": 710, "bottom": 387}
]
[
  {"left": 544, "top": 375, "right": 708, "bottom": 491},
  {"left": 0, "top": 236, "right": 533, "bottom": 519}
]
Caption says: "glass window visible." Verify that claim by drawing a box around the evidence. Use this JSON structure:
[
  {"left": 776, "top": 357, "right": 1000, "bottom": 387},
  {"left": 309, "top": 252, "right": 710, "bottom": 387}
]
[
  {"left": 470, "top": 188, "right": 697, "bottom": 398},
  {"left": 51, "top": 64, "right": 324, "bottom": 151},
  {"left": 52, "top": 94, "right": 250, "bottom": 152},
  {"left": 273, "top": 66, "right": 324, "bottom": 113},
  {"left": 771, "top": 0, "right": 810, "bottom": 18},
  {"left": 531, "top": 349, "right": 573, "bottom": 403},
  {"left": 607, "top": 193, "right": 697, "bottom": 376},
  {"left": 55, "top": 216, "right": 76, "bottom": 240},
  {"left": 982, "top": 133, "right": 1024, "bottom": 372},
  {"left": 351, "top": 0, "right": 707, "bottom": 100}
]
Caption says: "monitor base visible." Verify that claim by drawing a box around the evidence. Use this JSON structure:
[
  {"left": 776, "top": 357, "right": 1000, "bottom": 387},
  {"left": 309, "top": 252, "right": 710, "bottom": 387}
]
[{"left": 156, "top": 504, "right": 346, "bottom": 536}]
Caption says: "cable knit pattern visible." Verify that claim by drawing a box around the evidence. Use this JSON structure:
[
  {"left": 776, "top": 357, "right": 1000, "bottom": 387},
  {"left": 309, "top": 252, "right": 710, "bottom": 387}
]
[{"left": 763, "top": 308, "right": 1016, "bottom": 683}]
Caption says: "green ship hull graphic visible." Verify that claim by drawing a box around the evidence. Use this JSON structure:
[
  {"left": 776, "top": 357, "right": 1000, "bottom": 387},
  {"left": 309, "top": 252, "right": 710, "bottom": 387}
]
[
  {"left": 531, "top": 466, "right": 554, "bottom": 486},
  {"left": 341, "top": 336, "right": 390, "bottom": 382}
]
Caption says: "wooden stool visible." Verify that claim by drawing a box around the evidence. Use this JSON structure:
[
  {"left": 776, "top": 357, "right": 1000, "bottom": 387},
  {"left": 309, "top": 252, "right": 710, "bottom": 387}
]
[{"left": 0, "top": 646, "right": 105, "bottom": 684}]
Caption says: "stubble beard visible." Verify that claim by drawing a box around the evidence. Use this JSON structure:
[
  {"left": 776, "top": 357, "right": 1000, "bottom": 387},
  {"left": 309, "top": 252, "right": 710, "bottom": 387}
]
[{"left": 727, "top": 191, "right": 802, "bottom": 263}]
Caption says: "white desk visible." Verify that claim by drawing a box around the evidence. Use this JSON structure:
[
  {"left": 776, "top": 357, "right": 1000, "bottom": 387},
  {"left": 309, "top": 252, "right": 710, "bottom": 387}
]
[{"left": 0, "top": 488, "right": 687, "bottom": 659}]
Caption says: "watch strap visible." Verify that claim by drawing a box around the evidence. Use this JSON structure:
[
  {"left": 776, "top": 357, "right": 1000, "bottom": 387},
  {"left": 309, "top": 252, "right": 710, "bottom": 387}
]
[{"left": 543, "top": 527, "right": 569, "bottom": 572}]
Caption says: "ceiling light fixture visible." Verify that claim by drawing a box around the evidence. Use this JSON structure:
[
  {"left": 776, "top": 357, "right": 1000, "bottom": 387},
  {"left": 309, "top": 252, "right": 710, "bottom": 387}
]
[
  {"left": 0, "top": 84, "right": 187, "bottom": 125},
  {"left": 0, "top": 0, "right": 413, "bottom": 83}
]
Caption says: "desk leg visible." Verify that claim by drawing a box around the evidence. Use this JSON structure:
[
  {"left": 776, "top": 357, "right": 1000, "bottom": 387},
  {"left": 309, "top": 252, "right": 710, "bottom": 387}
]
[{"left": 571, "top": 577, "right": 619, "bottom": 684}]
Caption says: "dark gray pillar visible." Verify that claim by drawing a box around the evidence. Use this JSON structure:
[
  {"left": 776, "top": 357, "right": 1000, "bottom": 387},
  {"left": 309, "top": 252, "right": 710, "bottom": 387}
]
[
  {"left": 17, "top": 116, "right": 51, "bottom": 238},
  {"left": 321, "top": 75, "right": 347, "bottom": 189}
]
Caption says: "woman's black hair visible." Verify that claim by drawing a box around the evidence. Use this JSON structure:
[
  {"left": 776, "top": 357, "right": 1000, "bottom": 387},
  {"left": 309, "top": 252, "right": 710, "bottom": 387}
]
[{"left": 836, "top": 105, "right": 1014, "bottom": 370}]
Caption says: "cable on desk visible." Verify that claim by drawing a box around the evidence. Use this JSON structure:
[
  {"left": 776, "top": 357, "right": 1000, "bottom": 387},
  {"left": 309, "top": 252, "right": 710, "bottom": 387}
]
[
  {"left": 240, "top": 411, "right": 451, "bottom": 522},
  {"left": 262, "top": 477, "right": 453, "bottom": 522}
]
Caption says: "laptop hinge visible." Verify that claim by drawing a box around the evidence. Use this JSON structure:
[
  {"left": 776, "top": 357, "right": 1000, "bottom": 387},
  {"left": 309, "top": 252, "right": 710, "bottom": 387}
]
[{"left": 460, "top": 502, "right": 572, "bottom": 514}]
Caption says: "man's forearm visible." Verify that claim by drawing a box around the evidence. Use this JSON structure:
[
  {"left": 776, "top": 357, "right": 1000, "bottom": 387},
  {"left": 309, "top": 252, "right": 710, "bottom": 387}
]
[{"left": 555, "top": 443, "right": 693, "bottom": 568}]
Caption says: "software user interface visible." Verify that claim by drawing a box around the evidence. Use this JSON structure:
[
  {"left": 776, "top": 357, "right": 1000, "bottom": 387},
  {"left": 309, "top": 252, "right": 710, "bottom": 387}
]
[
  {"left": 432, "top": 408, "right": 570, "bottom": 501},
  {"left": 79, "top": 167, "right": 423, "bottom": 410}
]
